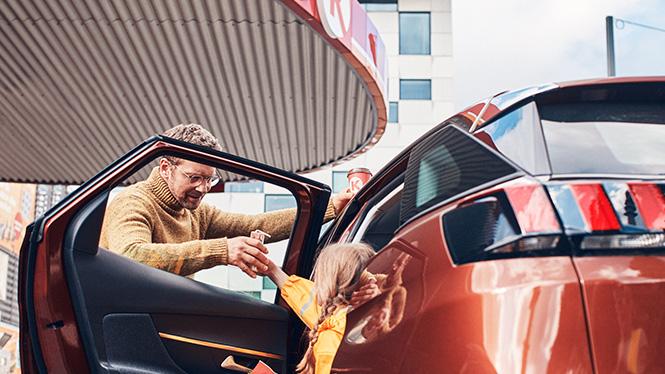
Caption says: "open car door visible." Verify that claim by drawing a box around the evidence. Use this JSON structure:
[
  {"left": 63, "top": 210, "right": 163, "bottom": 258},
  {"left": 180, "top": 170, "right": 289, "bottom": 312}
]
[{"left": 19, "top": 136, "right": 331, "bottom": 373}]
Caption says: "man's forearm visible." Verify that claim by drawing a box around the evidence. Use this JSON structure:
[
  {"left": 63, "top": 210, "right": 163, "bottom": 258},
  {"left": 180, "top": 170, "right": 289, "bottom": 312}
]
[{"left": 115, "top": 238, "right": 227, "bottom": 276}]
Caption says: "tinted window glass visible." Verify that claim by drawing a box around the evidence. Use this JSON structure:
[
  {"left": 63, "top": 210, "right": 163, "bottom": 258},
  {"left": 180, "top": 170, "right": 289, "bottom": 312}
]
[
  {"left": 540, "top": 102, "right": 665, "bottom": 175},
  {"left": 389, "top": 101, "right": 399, "bottom": 123},
  {"left": 352, "top": 183, "right": 403, "bottom": 251},
  {"left": 359, "top": 0, "right": 397, "bottom": 11},
  {"left": 399, "top": 13, "right": 430, "bottom": 55},
  {"left": 264, "top": 194, "right": 296, "bottom": 212},
  {"left": 400, "top": 126, "right": 518, "bottom": 224},
  {"left": 225, "top": 180, "right": 264, "bottom": 193},
  {"left": 476, "top": 101, "right": 550, "bottom": 175},
  {"left": 400, "top": 79, "right": 431, "bottom": 100},
  {"left": 332, "top": 171, "right": 348, "bottom": 193}
]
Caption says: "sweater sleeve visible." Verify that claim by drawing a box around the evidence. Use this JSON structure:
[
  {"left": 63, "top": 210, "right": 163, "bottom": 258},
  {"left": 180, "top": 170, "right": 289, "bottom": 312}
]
[
  {"left": 102, "top": 194, "right": 228, "bottom": 276},
  {"left": 205, "top": 199, "right": 337, "bottom": 242}
]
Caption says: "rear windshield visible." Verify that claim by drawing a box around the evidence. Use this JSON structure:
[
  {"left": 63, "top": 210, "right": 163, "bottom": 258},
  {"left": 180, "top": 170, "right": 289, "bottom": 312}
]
[{"left": 539, "top": 102, "right": 665, "bottom": 175}]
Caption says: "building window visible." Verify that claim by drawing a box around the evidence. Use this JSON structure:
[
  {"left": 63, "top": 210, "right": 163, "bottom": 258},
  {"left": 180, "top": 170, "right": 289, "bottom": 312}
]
[
  {"left": 389, "top": 101, "right": 399, "bottom": 123},
  {"left": 240, "top": 291, "right": 261, "bottom": 299},
  {"left": 399, "top": 13, "right": 430, "bottom": 55},
  {"left": 225, "top": 180, "right": 264, "bottom": 193},
  {"left": 400, "top": 79, "right": 431, "bottom": 100},
  {"left": 359, "top": 0, "right": 397, "bottom": 12},
  {"left": 332, "top": 171, "right": 349, "bottom": 193},
  {"left": 264, "top": 194, "right": 297, "bottom": 212},
  {"left": 263, "top": 277, "right": 277, "bottom": 290}
]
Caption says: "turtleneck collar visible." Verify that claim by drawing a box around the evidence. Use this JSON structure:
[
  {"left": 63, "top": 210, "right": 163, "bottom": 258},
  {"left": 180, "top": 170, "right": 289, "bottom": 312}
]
[{"left": 146, "top": 167, "right": 183, "bottom": 213}]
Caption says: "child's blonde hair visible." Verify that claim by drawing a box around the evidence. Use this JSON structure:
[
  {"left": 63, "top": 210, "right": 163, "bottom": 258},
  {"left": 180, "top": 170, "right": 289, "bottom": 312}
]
[{"left": 296, "top": 243, "right": 375, "bottom": 374}]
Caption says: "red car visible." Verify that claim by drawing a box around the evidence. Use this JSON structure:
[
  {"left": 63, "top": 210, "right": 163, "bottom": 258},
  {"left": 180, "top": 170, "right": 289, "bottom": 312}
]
[{"left": 20, "top": 77, "right": 665, "bottom": 373}]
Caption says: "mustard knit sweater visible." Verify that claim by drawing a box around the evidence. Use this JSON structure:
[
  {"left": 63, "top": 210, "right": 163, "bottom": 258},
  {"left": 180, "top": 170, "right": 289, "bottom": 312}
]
[{"left": 99, "top": 168, "right": 336, "bottom": 276}]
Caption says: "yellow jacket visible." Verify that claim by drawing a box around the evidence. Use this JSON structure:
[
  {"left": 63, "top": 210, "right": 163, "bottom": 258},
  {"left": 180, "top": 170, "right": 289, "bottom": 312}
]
[{"left": 281, "top": 275, "right": 348, "bottom": 374}]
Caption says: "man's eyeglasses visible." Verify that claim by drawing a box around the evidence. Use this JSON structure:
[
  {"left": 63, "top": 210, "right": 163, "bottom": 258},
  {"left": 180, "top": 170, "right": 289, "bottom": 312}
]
[{"left": 171, "top": 164, "right": 221, "bottom": 187}]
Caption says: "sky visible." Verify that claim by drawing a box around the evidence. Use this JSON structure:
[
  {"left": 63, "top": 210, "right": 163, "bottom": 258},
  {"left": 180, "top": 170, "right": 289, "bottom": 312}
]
[{"left": 451, "top": 0, "right": 665, "bottom": 109}]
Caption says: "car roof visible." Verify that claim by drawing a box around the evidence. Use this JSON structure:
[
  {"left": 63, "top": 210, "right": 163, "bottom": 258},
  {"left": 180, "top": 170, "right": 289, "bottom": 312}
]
[{"left": 455, "top": 76, "right": 665, "bottom": 131}]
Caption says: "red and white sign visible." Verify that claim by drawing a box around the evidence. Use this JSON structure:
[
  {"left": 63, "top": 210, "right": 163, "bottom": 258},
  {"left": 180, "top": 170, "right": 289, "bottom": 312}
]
[
  {"left": 317, "top": 0, "right": 351, "bottom": 39},
  {"left": 282, "top": 0, "right": 388, "bottom": 149}
]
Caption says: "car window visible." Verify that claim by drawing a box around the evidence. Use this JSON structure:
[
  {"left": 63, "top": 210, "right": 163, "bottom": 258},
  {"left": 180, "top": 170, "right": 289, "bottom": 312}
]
[
  {"left": 539, "top": 101, "right": 665, "bottom": 175},
  {"left": 400, "top": 125, "right": 519, "bottom": 225},
  {"left": 350, "top": 183, "right": 404, "bottom": 251},
  {"left": 102, "top": 155, "right": 298, "bottom": 303},
  {"left": 415, "top": 145, "right": 460, "bottom": 207},
  {"left": 474, "top": 101, "right": 550, "bottom": 175}
]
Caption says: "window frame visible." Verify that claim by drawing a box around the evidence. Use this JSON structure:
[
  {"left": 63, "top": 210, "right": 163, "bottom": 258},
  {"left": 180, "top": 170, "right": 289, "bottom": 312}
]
[
  {"left": 349, "top": 182, "right": 404, "bottom": 251},
  {"left": 359, "top": 0, "right": 398, "bottom": 12},
  {"left": 338, "top": 170, "right": 407, "bottom": 251}
]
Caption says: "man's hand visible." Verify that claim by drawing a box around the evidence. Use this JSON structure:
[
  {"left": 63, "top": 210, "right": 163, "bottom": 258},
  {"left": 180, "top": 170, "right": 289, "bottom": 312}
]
[
  {"left": 227, "top": 236, "right": 270, "bottom": 278},
  {"left": 332, "top": 187, "right": 355, "bottom": 216}
]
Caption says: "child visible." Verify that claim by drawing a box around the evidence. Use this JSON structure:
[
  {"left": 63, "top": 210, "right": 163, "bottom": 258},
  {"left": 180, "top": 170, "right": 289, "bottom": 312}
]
[{"left": 264, "top": 243, "right": 375, "bottom": 374}]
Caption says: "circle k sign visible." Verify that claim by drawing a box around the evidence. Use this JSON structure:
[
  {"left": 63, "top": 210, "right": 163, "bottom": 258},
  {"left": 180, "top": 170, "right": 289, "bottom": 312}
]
[{"left": 317, "top": 0, "right": 351, "bottom": 39}]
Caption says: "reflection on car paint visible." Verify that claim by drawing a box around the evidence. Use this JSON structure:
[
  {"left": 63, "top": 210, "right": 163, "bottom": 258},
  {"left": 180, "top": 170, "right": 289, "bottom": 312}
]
[{"left": 345, "top": 252, "right": 411, "bottom": 345}]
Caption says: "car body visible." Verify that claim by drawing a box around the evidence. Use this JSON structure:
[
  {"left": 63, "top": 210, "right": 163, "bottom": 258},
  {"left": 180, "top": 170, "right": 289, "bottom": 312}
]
[{"left": 20, "top": 77, "right": 665, "bottom": 373}]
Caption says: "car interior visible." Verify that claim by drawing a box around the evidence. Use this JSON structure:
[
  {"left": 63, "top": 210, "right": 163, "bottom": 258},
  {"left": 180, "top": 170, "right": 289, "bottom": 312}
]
[
  {"left": 57, "top": 152, "right": 319, "bottom": 373},
  {"left": 350, "top": 175, "right": 405, "bottom": 252}
]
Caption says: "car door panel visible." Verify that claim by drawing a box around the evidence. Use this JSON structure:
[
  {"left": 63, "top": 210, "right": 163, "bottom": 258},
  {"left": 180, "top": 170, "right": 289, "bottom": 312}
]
[
  {"left": 99, "top": 313, "right": 184, "bottom": 374},
  {"left": 572, "top": 256, "right": 665, "bottom": 373},
  {"left": 332, "top": 239, "right": 426, "bottom": 373},
  {"left": 70, "top": 248, "right": 288, "bottom": 373}
]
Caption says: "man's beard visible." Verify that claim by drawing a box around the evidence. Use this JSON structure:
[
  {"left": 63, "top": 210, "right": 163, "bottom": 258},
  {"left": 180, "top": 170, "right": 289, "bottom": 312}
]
[{"left": 178, "top": 192, "right": 203, "bottom": 210}]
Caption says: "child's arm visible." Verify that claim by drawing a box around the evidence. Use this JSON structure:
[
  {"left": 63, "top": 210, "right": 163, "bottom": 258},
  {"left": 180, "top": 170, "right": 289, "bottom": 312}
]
[
  {"left": 264, "top": 258, "right": 289, "bottom": 288},
  {"left": 263, "top": 258, "right": 318, "bottom": 329}
]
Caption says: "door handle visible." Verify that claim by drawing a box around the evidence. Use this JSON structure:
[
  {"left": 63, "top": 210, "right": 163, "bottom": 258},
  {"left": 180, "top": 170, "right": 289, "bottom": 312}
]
[{"left": 221, "top": 355, "right": 252, "bottom": 373}]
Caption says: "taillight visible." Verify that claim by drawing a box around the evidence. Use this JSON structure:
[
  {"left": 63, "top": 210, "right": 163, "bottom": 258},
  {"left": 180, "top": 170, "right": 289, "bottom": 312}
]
[
  {"left": 442, "top": 181, "right": 565, "bottom": 265},
  {"left": 580, "top": 233, "right": 665, "bottom": 250},
  {"left": 442, "top": 180, "right": 665, "bottom": 264},
  {"left": 547, "top": 181, "right": 665, "bottom": 251},
  {"left": 628, "top": 183, "right": 665, "bottom": 231}
]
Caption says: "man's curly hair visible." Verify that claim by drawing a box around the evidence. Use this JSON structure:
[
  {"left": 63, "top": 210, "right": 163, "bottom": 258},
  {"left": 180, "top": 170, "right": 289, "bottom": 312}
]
[{"left": 162, "top": 123, "right": 221, "bottom": 164}]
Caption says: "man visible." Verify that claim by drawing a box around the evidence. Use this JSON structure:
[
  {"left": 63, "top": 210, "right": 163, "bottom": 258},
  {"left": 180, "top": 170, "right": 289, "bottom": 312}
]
[{"left": 99, "top": 124, "right": 353, "bottom": 278}]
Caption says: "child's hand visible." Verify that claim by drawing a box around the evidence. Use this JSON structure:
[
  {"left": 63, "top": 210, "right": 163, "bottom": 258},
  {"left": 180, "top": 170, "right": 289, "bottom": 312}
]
[
  {"left": 350, "top": 277, "right": 380, "bottom": 307},
  {"left": 256, "top": 257, "right": 278, "bottom": 277},
  {"left": 260, "top": 257, "right": 289, "bottom": 288}
]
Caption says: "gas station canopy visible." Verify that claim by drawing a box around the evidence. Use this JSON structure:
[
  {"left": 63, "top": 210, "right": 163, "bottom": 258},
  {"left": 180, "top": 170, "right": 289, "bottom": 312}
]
[{"left": 0, "top": 0, "right": 387, "bottom": 184}]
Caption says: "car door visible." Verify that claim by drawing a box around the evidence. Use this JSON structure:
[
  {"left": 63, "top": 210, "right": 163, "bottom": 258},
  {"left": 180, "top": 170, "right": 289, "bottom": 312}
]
[{"left": 19, "top": 135, "right": 331, "bottom": 373}]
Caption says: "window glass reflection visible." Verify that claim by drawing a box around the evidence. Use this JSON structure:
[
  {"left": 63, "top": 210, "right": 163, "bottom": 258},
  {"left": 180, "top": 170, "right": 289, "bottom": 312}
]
[
  {"left": 400, "top": 79, "right": 431, "bottom": 100},
  {"left": 264, "top": 194, "right": 297, "bottom": 212},
  {"left": 477, "top": 102, "right": 550, "bottom": 175},
  {"left": 389, "top": 101, "right": 399, "bottom": 123},
  {"left": 542, "top": 120, "right": 665, "bottom": 175},
  {"left": 332, "top": 171, "right": 349, "bottom": 193},
  {"left": 399, "top": 13, "right": 430, "bottom": 55}
]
